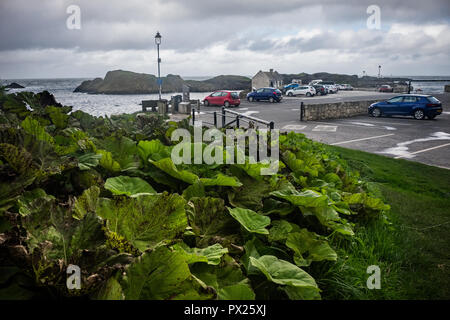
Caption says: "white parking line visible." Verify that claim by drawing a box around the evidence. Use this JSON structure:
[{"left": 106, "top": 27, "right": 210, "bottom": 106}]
[
  {"left": 331, "top": 133, "right": 395, "bottom": 145},
  {"left": 380, "top": 132, "right": 450, "bottom": 159},
  {"left": 394, "top": 142, "right": 450, "bottom": 159},
  {"left": 313, "top": 125, "right": 337, "bottom": 132},
  {"left": 283, "top": 124, "right": 307, "bottom": 130}
]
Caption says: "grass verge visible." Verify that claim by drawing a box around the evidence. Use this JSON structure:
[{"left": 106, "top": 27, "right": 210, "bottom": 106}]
[{"left": 316, "top": 145, "right": 450, "bottom": 299}]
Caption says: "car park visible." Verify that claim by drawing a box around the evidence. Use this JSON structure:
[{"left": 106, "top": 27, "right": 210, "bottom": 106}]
[
  {"left": 379, "top": 84, "right": 394, "bottom": 92},
  {"left": 247, "top": 87, "right": 283, "bottom": 103},
  {"left": 286, "top": 85, "right": 316, "bottom": 97},
  {"left": 368, "top": 94, "right": 443, "bottom": 120},
  {"left": 203, "top": 90, "right": 240, "bottom": 107}
]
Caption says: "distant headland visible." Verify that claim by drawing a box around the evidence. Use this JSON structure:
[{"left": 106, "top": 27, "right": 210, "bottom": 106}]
[{"left": 73, "top": 69, "right": 411, "bottom": 95}]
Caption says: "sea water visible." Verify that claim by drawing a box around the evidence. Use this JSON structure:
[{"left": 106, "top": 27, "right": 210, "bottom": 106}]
[{"left": 0, "top": 78, "right": 215, "bottom": 117}]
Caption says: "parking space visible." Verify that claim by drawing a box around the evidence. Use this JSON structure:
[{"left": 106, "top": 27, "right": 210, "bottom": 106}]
[{"left": 194, "top": 91, "right": 450, "bottom": 169}]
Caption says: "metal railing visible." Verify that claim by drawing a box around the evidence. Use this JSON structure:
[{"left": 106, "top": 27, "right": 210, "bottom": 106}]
[{"left": 192, "top": 107, "right": 274, "bottom": 130}]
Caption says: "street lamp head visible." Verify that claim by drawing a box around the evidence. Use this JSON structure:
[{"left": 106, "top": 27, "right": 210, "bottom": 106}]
[{"left": 155, "top": 31, "right": 162, "bottom": 45}]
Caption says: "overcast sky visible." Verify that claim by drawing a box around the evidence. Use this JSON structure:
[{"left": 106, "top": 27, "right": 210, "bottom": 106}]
[{"left": 0, "top": 0, "right": 449, "bottom": 79}]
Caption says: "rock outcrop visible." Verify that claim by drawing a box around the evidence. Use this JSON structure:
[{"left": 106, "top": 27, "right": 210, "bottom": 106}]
[
  {"left": 4, "top": 82, "right": 25, "bottom": 89},
  {"left": 74, "top": 70, "right": 251, "bottom": 94}
]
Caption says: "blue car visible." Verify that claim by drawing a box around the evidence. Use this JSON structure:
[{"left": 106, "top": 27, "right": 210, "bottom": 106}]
[
  {"left": 247, "top": 87, "right": 283, "bottom": 103},
  {"left": 368, "top": 95, "right": 443, "bottom": 120},
  {"left": 282, "top": 83, "right": 300, "bottom": 92}
]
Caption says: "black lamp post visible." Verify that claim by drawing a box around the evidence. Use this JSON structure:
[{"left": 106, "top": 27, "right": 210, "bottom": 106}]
[{"left": 155, "top": 31, "right": 162, "bottom": 100}]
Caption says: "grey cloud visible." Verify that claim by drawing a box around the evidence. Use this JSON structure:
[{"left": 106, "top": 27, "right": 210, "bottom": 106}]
[{"left": 0, "top": 0, "right": 449, "bottom": 52}]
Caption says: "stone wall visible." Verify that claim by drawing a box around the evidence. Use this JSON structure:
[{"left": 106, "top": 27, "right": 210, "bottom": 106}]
[{"left": 303, "top": 100, "right": 378, "bottom": 121}]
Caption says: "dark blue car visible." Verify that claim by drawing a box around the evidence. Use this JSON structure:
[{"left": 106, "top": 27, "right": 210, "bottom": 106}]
[
  {"left": 247, "top": 87, "right": 283, "bottom": 103},
  {"left": 368, "top": 95, "right": 443, "bottom": 120}
]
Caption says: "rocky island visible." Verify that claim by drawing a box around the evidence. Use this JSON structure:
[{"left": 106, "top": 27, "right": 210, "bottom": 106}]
[{"left": 74, "top": 70, "right": 251, "bottom": 94}]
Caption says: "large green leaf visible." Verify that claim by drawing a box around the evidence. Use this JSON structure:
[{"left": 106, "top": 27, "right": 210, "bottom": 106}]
[
  {"left": 285, "top": 229, "right": 337, "bottom": 267},
  {"left": 270, "top": 188, "right": 329, "bottom": 208},
  {"left": 73, "top": 186, "right": 100, "bottom": 220},
  {"left": 77, "top": 153, "right": 102, "bottom": 171},
  {"left": 104, "top": 176, "right": 156, "bottom": 197},
  {"left": 98, "top": 136, "right": 140, "bottom": 172},
  {"left": 268, "top": 220, "right": 301, "bottom": 242},
  {"left": 137, "top": 139, "right": 170, "bottom": 163},
  {"left": 171, "top": 243, "right": 228, "bottom": 265},
  {"left": 227, "top": 207, "right": 270, "bottom": 235},
  {"left": 121, "top": 246, "right": 212, "bottom": 300},
  {"left": 188, "top": 197, "right": 240, "bottom": 248},
  {"left": 20, "top": 116, "right": 54, "bottom": 145},
  {"left": 17, "top": 188, "right": 54, "bottom": 216},
  {"left": 249, "top": 255, "right": 319, "bottom": 291},
  {"left": 191, "top": 255, "right": 255, "bottom": 300},
  {"left": 45, "top": 106, "right": 69, "bottom": 129},
  {"left": 97, "top": 149, "right": 121, "bottom": 172},
  {"left": 200, "top": 173, "right": 242, "bottom": 187},
  {"left": 150, "top": 157, "right": 199, "bottom": 184},
  {"left": 97, "top": 193, "right": 187, "bottom": 252}
]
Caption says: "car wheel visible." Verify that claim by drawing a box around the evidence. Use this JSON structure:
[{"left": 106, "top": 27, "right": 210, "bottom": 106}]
[
  {"left": 306, "top": 92, "right": 311, "bottom": 97},
  {"left": 288, "top": 92, "right": 293, "bottom": 97},
  {"left": 224, "top": 101, "right": 230, "bottom": 108},
  {"left": 235, "top": 104, "right": 240, "bottom": 108},
  {"left": 269, "top": 97, "right": 275, "bottom": 103},
  {"left": 371, "top": 108, "right": 382, "bottom": 117},
  {"left": 204, "top": 100, "right": 209, "bottom": 106},
  {"left": 414, "top": 109, "right": 425, "bottom": 120},
  {"left": 248, "top": 97, "right": 254, "bottom": 102},
  {"left": 427, "top": 114, "right": 436, "bottom": 120}
]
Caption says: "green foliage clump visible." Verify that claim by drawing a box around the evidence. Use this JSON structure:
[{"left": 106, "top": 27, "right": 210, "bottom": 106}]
[{"left": 0, "top": 90, "right": 390, "bottom": 300}]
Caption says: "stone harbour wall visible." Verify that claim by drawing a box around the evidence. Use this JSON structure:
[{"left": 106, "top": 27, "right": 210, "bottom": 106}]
[{"left": 303, "top": 100, "right": 378, "bottom": 121}]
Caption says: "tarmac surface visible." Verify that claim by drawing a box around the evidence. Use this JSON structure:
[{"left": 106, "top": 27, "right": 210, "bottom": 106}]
[{"left": 192, "top": 91, "right": 450, "bottom": 169}]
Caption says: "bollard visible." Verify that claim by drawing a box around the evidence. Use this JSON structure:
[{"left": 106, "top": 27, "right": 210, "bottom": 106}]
[
  {"left": 222, "top": 107, "right": 226, "bottom": 128},
  {"left": 192, "top": 108, "right": 196, "bottom": 126},
  {"left": 214, "top": 112, "right": 217, "bottom": 127},
  {"left": 269, "top": 121, "right": 274, "bottom": 130},
  {"left": 300, "top": 102, "right": 304, "bottom": 121}
]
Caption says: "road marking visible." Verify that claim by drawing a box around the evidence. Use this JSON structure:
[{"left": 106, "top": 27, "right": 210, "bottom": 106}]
[
  {"left": 443, "top": 112, "right": 450, "bottom": 115},
  {"left": 394, "top": 142, "right": 450, "bottom": 159},
  {"left": 313, "top": 125, "right": 337, "bottom": 132},
  {"left": 383, "top": 126, "right": 397, "bottom": 131},
  {"left": 282, "top": 125, "right": 307, "bottom": 130},
  {"left": 380, "top": 132, "right": 450, "bottom": 159},
  {"left": 338, "top": 120, "right": 412, "bottom": 126},
  {"left": 331, "top": 133, "right": 395, "bottom": 145},
  {"left": 348, "top": 122, "right": 375, "bottom": 127}
]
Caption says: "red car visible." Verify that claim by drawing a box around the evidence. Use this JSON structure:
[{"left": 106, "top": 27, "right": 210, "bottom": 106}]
[
  {"left": 379, "top": 85, "right": 394, "bottom": 92},
  {"left": 203, "top": 90, "right": 240, "bottom": 107}
]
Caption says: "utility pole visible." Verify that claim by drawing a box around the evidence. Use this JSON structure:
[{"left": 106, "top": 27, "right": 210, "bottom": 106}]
[{"left": 155, "top": 31, "right": 162, "bottom": 100}]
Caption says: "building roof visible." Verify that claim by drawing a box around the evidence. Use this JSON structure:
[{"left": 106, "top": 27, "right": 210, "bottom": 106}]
[{"left": 254, "top": 70, "right": 283, "bottom": 81}]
